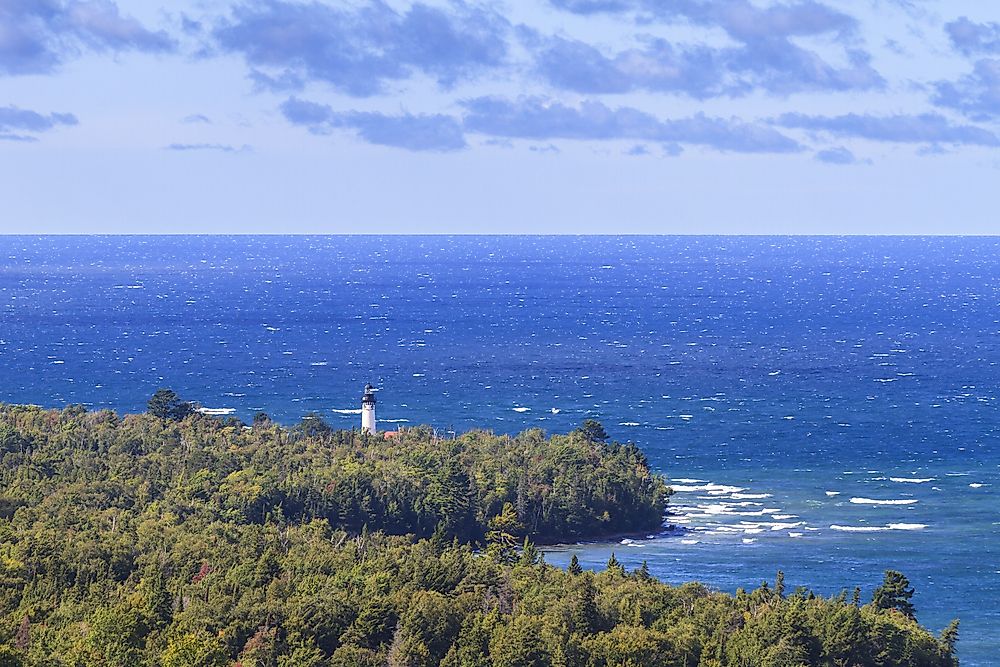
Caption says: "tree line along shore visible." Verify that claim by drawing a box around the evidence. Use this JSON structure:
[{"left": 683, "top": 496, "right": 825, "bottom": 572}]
[{"left": 0, "top": 397, "right": 958, "bottom": 666}]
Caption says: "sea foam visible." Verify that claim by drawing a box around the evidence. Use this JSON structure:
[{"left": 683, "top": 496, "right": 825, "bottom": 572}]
[{"left": 850, "top": 497, "right": 919, "bottom": 506}]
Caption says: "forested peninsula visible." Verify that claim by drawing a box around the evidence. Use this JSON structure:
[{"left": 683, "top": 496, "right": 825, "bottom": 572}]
[{"left": 0, "top": 402, "right": 958, "bottom": 666}]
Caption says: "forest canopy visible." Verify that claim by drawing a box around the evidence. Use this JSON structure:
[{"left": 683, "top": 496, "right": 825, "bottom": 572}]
[{"left": 0, "top": 403, "right": 958, "bottom": 666}]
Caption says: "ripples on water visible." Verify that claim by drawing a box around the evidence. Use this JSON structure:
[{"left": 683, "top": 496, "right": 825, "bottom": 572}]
[{"left": 0, "top": 236, "right": 997, "bottom": 663}]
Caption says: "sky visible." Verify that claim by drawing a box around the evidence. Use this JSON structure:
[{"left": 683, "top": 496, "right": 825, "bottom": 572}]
[{"left": 2, "top": 0, "right": 1000, "bottom": 234}]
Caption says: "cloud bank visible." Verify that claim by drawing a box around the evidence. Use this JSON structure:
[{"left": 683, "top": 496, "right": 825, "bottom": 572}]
[
  {"left": 776, "top": 112, "right": 1000, "bottom": 146},
  {"left": 280, "top": 98, "right": 467, "bottom": 152},
  {"left": 215, "top": 0, "right": 509, "bottom": 96},
  {"left": 0, "top": 0, "right": 175, "bottom": 76},
  {"left": 5, "top": 0, "right": 1000, "bottom": 164},
  {"left": 0, "top": 105, "right": 78, "bottom": 141}
]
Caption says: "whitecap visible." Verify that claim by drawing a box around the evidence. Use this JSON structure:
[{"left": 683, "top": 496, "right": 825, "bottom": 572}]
[
  {"left": 742, "top": 538, "right": 756, "bottom": 544},
  {"left": 970, "top": 483, "right": 985, "bottom": 488},
  {"left": 890, "top": 477, "right": 934, "bottom": 484},
  {"left": 850, "top": 497, "right": 919, "bottom": 506},
  {"left": 767, "top": 522, "right": 804, "bottom": 530},
  {"left": 680, "top": 539, "right": 700, "bottom": 545},
  {"left": 619, "top": 422, "right": 640, "bottom": 426},
  {"left": 512, "top": 407, "right": 530, "bottom": 413},
  {"left": 825, "top": 491, "right": 841, "bottom": 497},
  {"left": 788, "top": 532, "right": 804, "bottom": 538},
  {"left": 670, "top": 483, "right": 745, "bottom": 494},
  {"left": 550, "top": 408, "right": 561, "bottom": 414},
  {"left": 830, "top": 524, "right": 889, "bottom": 533},
  {"left": 331, "top": 408, "right": 363, "bottom": 415},
  {"left": 310, "top": 362, "right": 328, "bottom": 366},
  {"left": 887, "top": 523, "right": 927, "bottom": 531},
  {"left": 731, "top": 493, "right": 772, "bottom": 500},
  {"left": 197, "top": 407, "right": 236, "bottom": 416}
]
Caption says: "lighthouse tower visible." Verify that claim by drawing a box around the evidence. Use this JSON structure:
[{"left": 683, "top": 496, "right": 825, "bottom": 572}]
[{"left": 361, "top": 384, "right": 376, "bottom": 434}]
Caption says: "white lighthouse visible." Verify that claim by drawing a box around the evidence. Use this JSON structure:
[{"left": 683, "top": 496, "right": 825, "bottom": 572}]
[{"left": 361, "top": 384, "right": 376, "bottom": 434}]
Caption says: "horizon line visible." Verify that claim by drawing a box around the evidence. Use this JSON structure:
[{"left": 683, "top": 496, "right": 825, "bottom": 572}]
[{"left": 3, "top": 233, "right": 1000, "bottom": 238}]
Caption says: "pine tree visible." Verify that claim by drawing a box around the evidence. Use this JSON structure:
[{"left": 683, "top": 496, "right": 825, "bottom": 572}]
[
  {"left": 940, "top": 619, "right": 959, "bottom": 654},
  {"left": 519, "top": 537, "right": 539, "bottom": 567},
  {"left": 568, "top": 554, "right": 583, "bottom": 575},
  {"left": 576, "top": 419, "right": 609, "bottom": 443},
  {"left": 871, "top": 570, "right": 916, "bottom": 619},
  {"left": 147, "top": 388, "right": 193, "bottom": 421},
  {"left": 606, "top": 552, "right": 624, "bottom": 575},
  {"left": 571, "top": 574, "right": 600, "bottom": 634}
]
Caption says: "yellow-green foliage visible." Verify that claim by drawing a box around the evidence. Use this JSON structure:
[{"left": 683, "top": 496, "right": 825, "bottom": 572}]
[
  {"left": 0, "top": 405, "right": 668, "bottom": 546},
  {"left": 0, "top": 404, "right": 957, "bottom": 666}
]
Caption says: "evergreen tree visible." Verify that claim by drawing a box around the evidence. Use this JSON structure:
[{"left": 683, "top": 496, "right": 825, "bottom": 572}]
[
  {"left": 519, "top": 537, "right": 540, "bottom": 567},
  {"left": 570, "top": 574, "right": 600, "bottom": 635},
  {"left": 940, "top": 619, "right": 959, "bottom": 654},
  {"left": 606, "top": 552, "right": 624, "bottom": 575},
  {"left": 576, "top": 419, "right": 609, "bottom": 443},
  {"left": 568, "top": 554, "right": 583, "bottom": 575},
  {"left": 147, "top": 388, "right": 193, "bottom": 420},
  {"left": 871, "top": 570, "right": 916, "bottom": 619}
]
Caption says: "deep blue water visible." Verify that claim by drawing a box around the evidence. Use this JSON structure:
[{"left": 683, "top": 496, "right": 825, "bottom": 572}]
[{"left": 1, "top": 236, "right": 998, "bottom": 664}]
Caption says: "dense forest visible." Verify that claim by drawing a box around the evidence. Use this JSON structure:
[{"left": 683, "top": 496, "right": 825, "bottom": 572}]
[
  {"left": 0, "top": 400, "right": 668, "bottom": 545},
  {"left": 0, "top": 401, "right": 958, "bottom": 666}
]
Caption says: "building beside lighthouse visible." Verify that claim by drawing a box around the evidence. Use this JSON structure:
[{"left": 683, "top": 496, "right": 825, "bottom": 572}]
[{"left": 361, "top": 384, "right": 376, "bottom": 434}]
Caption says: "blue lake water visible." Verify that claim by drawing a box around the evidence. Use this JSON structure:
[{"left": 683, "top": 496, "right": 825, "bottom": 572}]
[{"left": 1, "top": 235, "right": 997, "bottom": 663}]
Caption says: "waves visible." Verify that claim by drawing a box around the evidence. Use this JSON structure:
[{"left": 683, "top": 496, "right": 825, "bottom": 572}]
[
  {"left": 831, "top": 523, "right": 927, "bottom": 533},
  {"left": 196, "top": 407, "right": 236, "bottom": 416},
  {"left": 669, "top": 483, "right": 745, "bottom": 494},
  {"left": 666, "top": 478, "right": 810, "bottom": 543},
  {"left": 849, "top": 497, "right": 919, "bottom": 506},
  {"left": 659, "top": 471, "right": 950, "bottom": 547}
]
